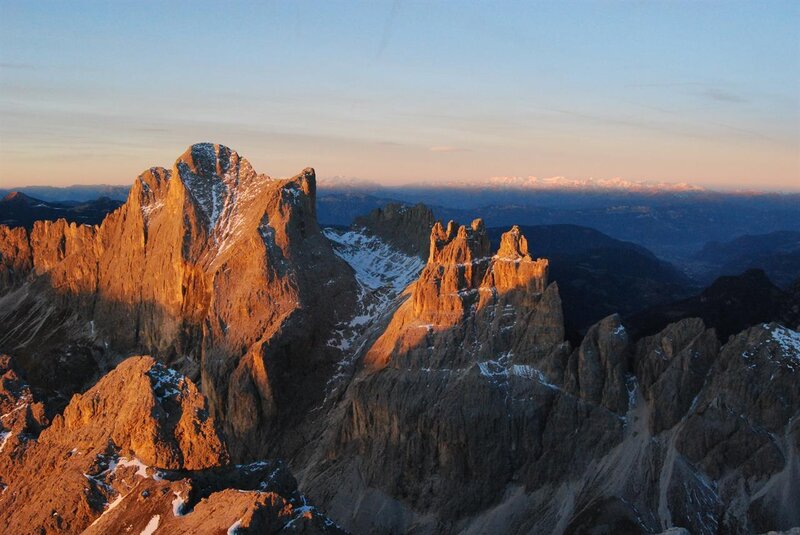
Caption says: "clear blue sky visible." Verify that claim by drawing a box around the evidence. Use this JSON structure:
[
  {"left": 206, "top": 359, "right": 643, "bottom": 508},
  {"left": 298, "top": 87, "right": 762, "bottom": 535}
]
[{"left": 1, "top": 1, "right": 798, "bottom": 190}]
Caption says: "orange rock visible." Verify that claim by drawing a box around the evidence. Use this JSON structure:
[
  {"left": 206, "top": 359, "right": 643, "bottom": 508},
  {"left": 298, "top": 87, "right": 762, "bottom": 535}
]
[
  {"left": 0, "top": 144, "right": 358, "bottom": 459},
  {"left": 365, "top": 221, "right": 561, "bottom": 370}
]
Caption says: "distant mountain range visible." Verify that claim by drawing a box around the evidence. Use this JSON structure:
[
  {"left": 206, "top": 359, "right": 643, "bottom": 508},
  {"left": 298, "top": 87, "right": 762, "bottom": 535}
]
[
  {"left": 316, "top": 188, "right": 800, "bottom": 263},
  {"left": 690, "top": 231, "right": 800, "bottom": 288},
  {"left": 0, "top": 191, "right": 123, "bottom": 229},
  {"left": 320, "top": 175, "right": 708, "bottom": 193},
  {"left": 627, "top": 268, "right": 800, "bottom": 341},
  {"left": 5, "top": 181, "right": 799, "bottom": 264},
  {"left": 485, "top": 224, "right": 694, "bottom": 340},
  {"left": 1, "top": 144, "right": 798, "bottom": 534},
  {"left": 0, "top": 184, "right": 130, "bottom": 202}
]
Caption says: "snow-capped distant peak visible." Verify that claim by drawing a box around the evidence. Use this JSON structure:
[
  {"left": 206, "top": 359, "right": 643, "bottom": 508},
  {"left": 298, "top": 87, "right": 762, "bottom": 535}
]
[
  {"left": 483, "top": 176, "right": 705, "bottom": 192},
  {"left": 316, "top": 174, "right": 705, "bottom": 193}
]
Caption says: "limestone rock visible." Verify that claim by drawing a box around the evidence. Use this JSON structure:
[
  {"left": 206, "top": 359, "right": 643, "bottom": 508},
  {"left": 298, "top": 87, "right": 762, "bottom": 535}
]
[
  {"left": 0, "top": 225, "right": 32, "bottom": 292},
  {"left": 563, "top": 314, "right": 631, "bottom": 414},
  {"left": 365, "top": 221, "right": 559, "bottom": 370},
  {"left": 0, "top": 355, "right": 340, "bottom": 534},
  {"left": 353, "top": 202, "right": 435, "bottom": 258},
  {"left": 633, "top": 317, "right": 719, "bottom": 433},
  {"left": 0, "top": 143, "right": 358, "bottom": 460},
  {"left": 2, "top": 143, "right": 799, "bottom": 534}
]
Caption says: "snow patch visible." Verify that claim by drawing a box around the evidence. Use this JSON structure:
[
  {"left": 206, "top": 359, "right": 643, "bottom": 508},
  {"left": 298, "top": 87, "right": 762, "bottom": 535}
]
[
  {"left": 0, "top": 431, "right": 11, "bottom": 453},
  {"left": 88, "top": 493, "right": 125, "bottom": 528},
  {"left": 323, "top": 227, "right": 423, "bottom": 292},
  {"left": 139, "top": 514, "right": 160, "bottom": 535},
  {"left": 771, "top": 326, "right": 800, "bottom": 361},
  {"left": 742, "top": 324, "right": 800, "bottom": 370},
  {"left": 117, "top": 457, "right": 164, "bottom": 481},
  {"left": 146, "top": 364, "right": 184, "bottom": 400},
  {"left": 282, "top": 495, "right": 317, "bottom": 530},
  {"left": 140, "top": 200, "right": 165, "bottom": 219},
  {"left": 227, "top": 519, "right": 243, "bottom": 535},
  {"left": 172, "top": 491, "right": 186, "bottom": 516},
  {"left": 322, "top": 226, "right": 424, "bottom": 353},
  {"left": 477, "top": 354, "right": 558, "bottom": 390}
]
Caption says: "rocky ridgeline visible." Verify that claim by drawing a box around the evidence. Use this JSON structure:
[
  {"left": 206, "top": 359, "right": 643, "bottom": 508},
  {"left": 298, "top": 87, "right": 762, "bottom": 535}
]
[
  {"left": 0, "top": 355, "right": 342, "bottom": 534},
  {"left": 0, "top": 143, "right": 357, "bottom": 458},
  {"left": 353, "top": 202, "right": 435, "bottom": 259},
  {"left": 0, "top": 144, "right": 799, "bottom": 534},
  {"left": 364, "top": 219, "right": 560, "bottom": 370},
  {"left": 302, "top": 219, "right": 800, "bottom": 533}
]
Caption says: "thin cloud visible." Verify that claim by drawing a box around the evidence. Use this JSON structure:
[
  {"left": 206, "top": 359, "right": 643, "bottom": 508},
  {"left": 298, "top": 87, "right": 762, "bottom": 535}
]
[
  {"left": 429, "top": 146, "right": 471, "bottom": 153},
  {"left": 0, "top": 62, "right": 36, "bottom": 70},
  {"left": 626, "top": 81, "right": 749, "bottom": 104},
  {"left": 698, "top": 87, "right": 748, "bottom": 104},
  {"left": 375, "top": 0, "right": 401, "bottom": 60}
]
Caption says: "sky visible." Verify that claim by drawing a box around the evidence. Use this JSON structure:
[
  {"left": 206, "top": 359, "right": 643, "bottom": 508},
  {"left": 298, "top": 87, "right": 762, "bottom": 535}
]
[{"left": 0, "top": 1, "right": 798, "bottom": 191}]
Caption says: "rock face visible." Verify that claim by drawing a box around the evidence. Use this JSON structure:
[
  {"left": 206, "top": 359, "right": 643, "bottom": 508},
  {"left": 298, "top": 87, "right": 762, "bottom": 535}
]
[
  {"left": 0, "top": 355, "right": 342, "bottom": 534},
  {"left": 302, "top": 222, "right": 592, "bottom": 532},
  {"left": 0, "top": 354, "right": 48, "bottom": 484},
  {"left": 483, "top": 224, "right": 695, "bottom": 341},
  {"left": 298, "top": 220, "right": 800, "bottom": 534},
  {"left": 364, "top": 221, "right": 558, "bottom": 370},
  {"left": 0, "top": 143, "right": 357, "bottom": 457},
  {"left": 0, "top": 226, "right": 32, "bottom": 292},
  {"left": 353, "top": 202, "right": 435, "bottom": 258},
  {"left": 2, "top": 143, "right": 799, "bottom": 534}
]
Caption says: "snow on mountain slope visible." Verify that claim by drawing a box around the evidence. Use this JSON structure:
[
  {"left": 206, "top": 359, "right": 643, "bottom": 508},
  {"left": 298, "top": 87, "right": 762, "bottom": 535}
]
[
  {"left": 322, "top": 227, "right": 424, "bottom": 292},
  {"left": 319, "top": 227, "right": 426, "bottom": 398}
]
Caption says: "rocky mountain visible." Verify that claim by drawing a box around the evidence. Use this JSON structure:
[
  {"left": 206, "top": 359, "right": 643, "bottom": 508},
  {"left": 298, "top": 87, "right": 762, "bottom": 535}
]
[
  {"left": 486, "top": 225, "right": 694, "bottom": 340},
  {"left": 0, "top": 143, "right": 358, "bottom": 458},
  {"left": 0, "top": 354, "right": 342, "bottom": 534},
  {"left": 626, "top": 268, "right": 800, "bottom": 341},
  {"left": 0, "top": 191, "right": 122, "bottom": 230},
  {"left": 1, "top": 143, "right": 798, "bottom": 534},
  {"left": 300, "top": 223, "right": 800, "bottom": 534},
  {"left": 352, "top": 203, "right": 435, "bottom": 259},
  {"left": 315, "top": 188, "right": 800, "bottom": 261},
  {"left": 330, "top": 218, "right": 694, "bottom": 340},
  {"left": 0, "top": 184, "right": 130, "bottom": 203},
  {"left": 691, "top": 231, "right": 800, "bottom": 288}
]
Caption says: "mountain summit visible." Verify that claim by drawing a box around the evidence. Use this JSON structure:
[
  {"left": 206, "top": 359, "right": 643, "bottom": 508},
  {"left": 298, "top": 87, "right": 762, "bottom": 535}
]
[
  {"left": 0, "top": 143, "right": 798, "bottom": 534},
  {"left": 0, "top": 143, "right": 357, "bottom": 457}
]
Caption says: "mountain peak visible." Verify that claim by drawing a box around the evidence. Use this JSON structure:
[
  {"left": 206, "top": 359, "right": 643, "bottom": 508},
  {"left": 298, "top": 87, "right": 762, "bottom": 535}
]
[
  {"left": 174, "top": 143, "right": 243, "bottom": 231},
  {"left": 177, "top": 143, "right": 236, "bottom": 178},
  {"left": 428, "top": 218, "right": 491, "bottom": 265},
  {"left": 497, "top": 225, "right": 530, "bottom": 259},
  {"left": 353, "top": 202, "right": 435, "bottom": 258},
  {"left": 1, "top": 191, "right": 35, "bottom": 204}
]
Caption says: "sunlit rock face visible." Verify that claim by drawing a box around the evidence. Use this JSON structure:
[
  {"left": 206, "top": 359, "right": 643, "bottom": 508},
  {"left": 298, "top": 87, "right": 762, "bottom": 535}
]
[
  {"left": 365, "top": 220, "right": 560, "bottom": 370},
  {"left": 300, "top": 221, "right": 800, "bottom": 535},
  {"left": 0, "top": 143, "right": 358, "bottom": 458},
  {"left": 0, "top": 355, "right": 343, "bottom": 535},
  {"left": 1, "top": 143, "right": 798, "bottom": 534}
]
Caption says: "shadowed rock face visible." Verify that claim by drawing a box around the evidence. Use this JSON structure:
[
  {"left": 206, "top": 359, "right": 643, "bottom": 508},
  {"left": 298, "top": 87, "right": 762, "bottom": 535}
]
[
  {"left": 1, "top": 145, "right": 799, "bottom": 534},
  {"left": 0, "top": 143, "right": 358, "bottom": 458},
  {"left": 353, "top": 202, "right": 435, "bottom": 259},
  {"left": 299, "top": 221, "right": 800, "bottom": 534},
  {"left": 626, "top": 268, "right": 799, "bottom": 341}
]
